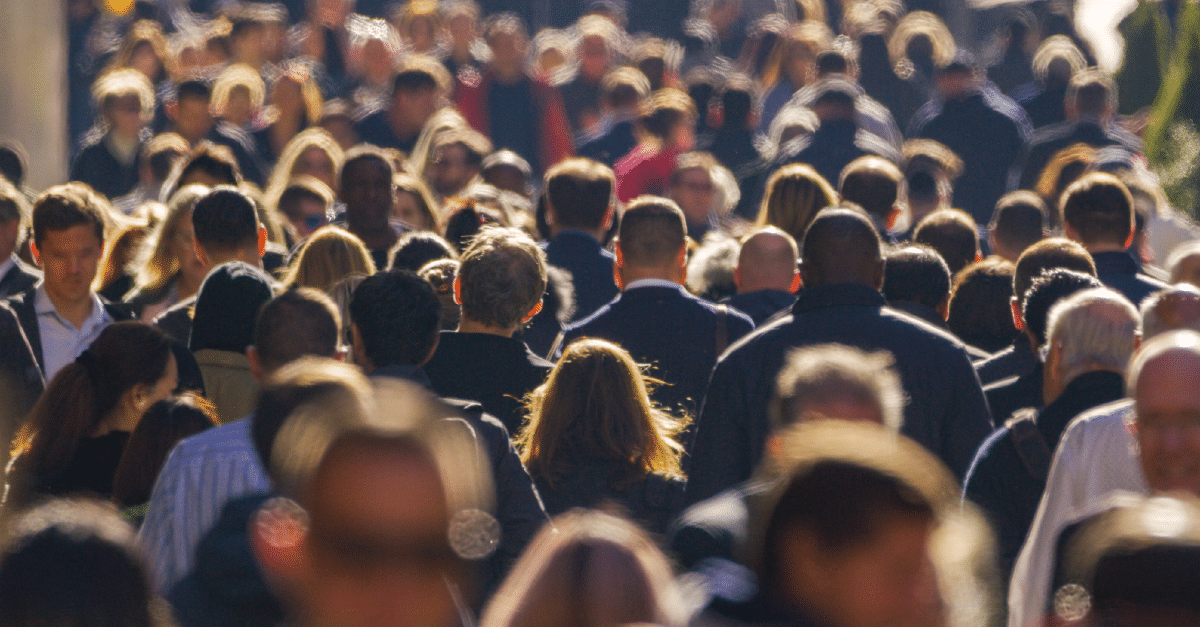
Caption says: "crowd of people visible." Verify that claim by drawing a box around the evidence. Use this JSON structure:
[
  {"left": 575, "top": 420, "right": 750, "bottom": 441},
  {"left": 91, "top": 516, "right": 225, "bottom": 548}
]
[{"left": 2, "top": 0, "right": 1200, "bottom": 626}]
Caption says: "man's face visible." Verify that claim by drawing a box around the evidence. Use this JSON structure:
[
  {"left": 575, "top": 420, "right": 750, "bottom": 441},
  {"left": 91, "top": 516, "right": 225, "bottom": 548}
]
[
  {"left": 670, "top": 167, "right": 715, "bottom": 225},
  {"left": 393, "top": 87, "right": 439, "bottom": 136},
  {"left": 778, "top": 514, "right": 943, "bottom": 627},
  {"left": 428, "top": 143, "right": 477, "bottom": 197},
  {"left": 488, "top": 32, "right": 527, "bottom": 78},
  {"left": 174, "top": 95, "right": 214, "bottom": 143},
  {"left": 1136, "top": 350, "right": 1200, "bottom": 495},
  {"left": 33, "top": 224, "right": 103, "bottom": 306},
  {"left": 298, "top": 441, "right": 461, "bottom": 627},
  {"left": 341, "top": 159, "right": 395, "bottom": 231},
  {"left": 107, "top": 94, "right": 145, "bottom": 138},
  {"left": 0, "top": 216, "right": 19, "bottom": 260}
]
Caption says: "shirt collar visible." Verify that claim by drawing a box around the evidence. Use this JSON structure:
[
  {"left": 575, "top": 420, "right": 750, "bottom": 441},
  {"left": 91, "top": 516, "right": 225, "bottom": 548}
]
[
  {"left": 624, "top": 278, "right": 685, "bottom": 292},
  {"left": 34, "top": 282, "right": 106, "bottom": 327}
]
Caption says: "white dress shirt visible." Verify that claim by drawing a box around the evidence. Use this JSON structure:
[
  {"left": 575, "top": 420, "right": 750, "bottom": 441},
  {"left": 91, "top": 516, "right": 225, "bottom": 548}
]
[
  {"left": 34, "top": 283, "right": 112, "bottom": 381},
  {"left": 1007, "top": 399, "right": 1148, "bottom": 627}
]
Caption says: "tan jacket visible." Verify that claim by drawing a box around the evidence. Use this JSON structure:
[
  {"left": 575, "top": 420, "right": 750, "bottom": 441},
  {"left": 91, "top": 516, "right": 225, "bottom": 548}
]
[{"left": 194, "top": 349, "right": 258, "bottom": 424}]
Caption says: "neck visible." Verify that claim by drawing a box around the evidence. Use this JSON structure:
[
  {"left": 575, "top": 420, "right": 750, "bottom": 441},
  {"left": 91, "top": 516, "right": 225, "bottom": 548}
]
[
  {"left": 177, "top": 271, "right": 204, "bottom": 300},
  {"left": 48, "top": 290, "right": 96, "bottom": 328},
  {"left": 620, "top": 266, "right": 683, "bottom": 288},
  {"left": 553, "top": 225, "right": 607, "bottom": 241},
  {"left": 457, "top": 317, "right": 517, "bottom": 337},
  {"left": 1085, "top": 242, "right": 1130, "bottom": 254},
  {"left": 205, "top": 249, "right": 262, "bottom": 270}
]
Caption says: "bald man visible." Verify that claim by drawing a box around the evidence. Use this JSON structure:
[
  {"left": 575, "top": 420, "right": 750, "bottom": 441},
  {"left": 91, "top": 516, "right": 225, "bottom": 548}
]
[
  {"left": 1009, "top": 286, "right": 1200, "bottom": 627},
  {"left": 687, "top": 208, "right": 993, "bottom": 503},
  {"left": 721, "top": 227, "right": 800, "bottom": 325}
]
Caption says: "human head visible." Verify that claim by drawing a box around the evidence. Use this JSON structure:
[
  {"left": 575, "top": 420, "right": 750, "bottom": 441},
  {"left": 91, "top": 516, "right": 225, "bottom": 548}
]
[
  {"left": 426, "top": 128, "right": 491, "bottom": 197},
  {"left": 616, "top": 196, "right": 688, "bottom": 283},
  {"left": 947, "top": 258, "right": 1019, "bottom": 353},
  {"left": 756, "top": 420, "right": 957, "bottom": 627},
  {"left": 1141, "top": 286, "right": 1200, "bottom": 341},
  {"left": 1042, "top": 288, "right": 1138, "bottom": 403},
  {"left": 283, "top": 226, "right": 376, "bottom": 293},
  {"left": 140, "top": 133, "right": 190, "bottom": 191},
  {"left": 455, "top": 227, "right": 546, "bottom": 333},
  {"left": 0, "top": 140, "right": 28, "bottom": 188},
  {"left": 0, "top": 499, "right": 161, "bottom": 627},
  {"left": 30, "top": 185, "right": 108, "bottom": 307},
  {"left": 484, "top": 13, "right": 531, "bottom": 81},
  {"left": 442, "top": 200, "right": 506, "bottom": 253},
  {"left": 0, "top": 177, "right": 28, "bottom": 261},
  {"left": 913, "top": 209, "right": 980, "bottom": 277},
  {"left": 638, "top": 89, "right": 698, "bottom": 149},
  {"left": 340, "top": 146, "right": 397, "bottom": 234},
  {"left": 130, "top": 184, "right": 208, "bottom": 298},
  {"left": 171, "top": 79, "right": 215, "bottom": 144},
  {"left": 191, "top": 185, "right": 266, "bottom": 267},
  {"left": 111, "top": 393, "right": 218, "bottom": 508},
  {"left": 517, "top": 338, "right": 687, "bottom": 487},
  {"left": 389, "top": 231, "right": 456, "bottom": 273},
  {"left": 809, "top": 79, "right": 858, "bottom": 123},
  {"left": 736, "top": 227, "right": 800, "bottom": 294},
  {"left": 1020, "top": 269, "right": 1104, "bottom": 349},
  {"left": 1168, "top": 242, "right": 1200, "bottom": 288},
  {"left": 1012, "top": 237, "right": 1096, "bottom": 305},
  {"left": 267, "top": 128, "right": 345, "bottom": 199},
  {"left": 989, "top": 191, "right": 1048, "bottom": 263},
  {"left": 1065, "top": 68, "right": 1116, "bottom": 122},
  {"left": 1031, "top": 35, "right": 1085, "bottom": 88},
  {"left": 92, "top": 68, "right": 155, "bottom": 138},
  {"left": 418, "top": 259, "right": 462, "bottom": 330},
  {"left": 250, "top": 288, "right": 342, "bottom": 380},
  {"left": 770, "top": 344, "right": 905, "bottom": 433},
  {"left": 479, "top": 509, "right": 687, "bottom": 627},
  {"left": 164, "top": 142, "right": 242, "bottom": 201},
  {"left": 756, "top": 163, "right": 837, "bottom": 244},
  {"left": 600, "top": 66, "right": 650, "bottom": 114},
  {"left": 668, "top": 152, "right": 719, "bottom": 227},
  {"left": 390, "top": 56, "right": 451, "bottom": 137},
  {"left": 543, "top": 158, "right": 615, "bottom": 234},
  {"left": 1130, "top": 330, "right": 1200, "bottom": 495},
  {"left": 277, "top": 178, "right": 333, "bottom": 242},
  {"left": 839, "top": 156, "right": 904, "bottom": 232},
  {"left": 767, "top": 21, "right": 832, "bottom": 89},
  {"left": 189, "top": 261, "right": 275, "bottom": 354},
  {"left": 481, "top": 150, "right": 532, "bottom": 198},
  {"left": 1061, "top": 172, "right": 1134, "bottom": 249},
  {"left": 800, "top": 207, "right": 883, "bottom": 290},
  {"left": 882, "top": 244, "right": 951, "bottom": 318},
  {"left": 933, "top": 51, "right": 978, "bottom": 101},
  {"left": 211, "top": 63, "right": 265, "bottom": 126},
  {"left": 349, "top": 270, "right": 441, "bottom": 371},
  {"left": 393, "top": 173, "right": 440, "bottom": 231}
]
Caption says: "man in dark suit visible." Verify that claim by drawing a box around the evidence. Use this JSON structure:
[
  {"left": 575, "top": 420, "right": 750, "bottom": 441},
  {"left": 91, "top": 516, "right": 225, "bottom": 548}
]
[
  {"left": 1014, "top": 70, "right": 1143, "bottom": 190},
  {"left": 1062, "top": 172, "right": 1167, "bottom": 306},
  {"left": 556, "top": 197, "right": 754, "bottom": 419},
  {"left": 0, "top": 179, "right": 38, "bottom": 299},
  {"left": 423, "top": 227, "right": 553, "bottom": 433},
  {"left": 541, "top": 158, "right": 619, "bottom": 322},
  {"left": 688, "top": 208, "right": 993, "bottom": 504}
]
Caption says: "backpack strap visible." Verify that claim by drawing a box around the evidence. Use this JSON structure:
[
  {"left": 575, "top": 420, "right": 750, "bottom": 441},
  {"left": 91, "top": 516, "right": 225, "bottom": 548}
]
[{"left": 1006, "top": 408, "right": 1053, "bottom": 481}]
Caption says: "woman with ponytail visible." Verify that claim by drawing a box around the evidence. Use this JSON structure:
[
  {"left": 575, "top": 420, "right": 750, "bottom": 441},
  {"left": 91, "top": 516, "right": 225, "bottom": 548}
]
[{"left": 9, "top": 322, "right": 177, "bottom": 505}]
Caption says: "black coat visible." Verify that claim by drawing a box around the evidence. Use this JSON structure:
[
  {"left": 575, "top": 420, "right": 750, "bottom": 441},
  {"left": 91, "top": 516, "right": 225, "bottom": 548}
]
[
  {"left": 1015, "top": 120, "right": 1143, "bottom": 190},
  {"left": 722, "top": 290, "right": 797, "bottom": 327},
  {"left": 542, "top": 230, "right": 618, "bottom": 322},
  {"left": 557, "top": 285, "right": 754, "bottom": 419},
  {"left": 1093, "top": 251, "right": 1169, "bottom": 307},
  {"left": 577, "top": 119, "right": 638, "bottom": 168},
  {"left": 687, "top": 283, "right": 993, "bottom": 504},
  {"left": 975, "top": 340, "right": 1039, "bottom": 386},
  {"left": 534, "top": 463, "right": 685, "bottom": 538},
  {"left": 69, "top": 136, "right": 140, "bottom": 200},
  {"left": 0, "top": 258, "right": 39, "bottom": 300}
]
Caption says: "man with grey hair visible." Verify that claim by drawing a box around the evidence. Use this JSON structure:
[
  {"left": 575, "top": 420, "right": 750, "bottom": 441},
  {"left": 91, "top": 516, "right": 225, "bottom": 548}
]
[
  {"left": 965, "top": 287, "right": 1138, "bottom": 579},
  {"left": 423, "top": 227, "right": 553, "bottom": 433},
  {"left": 669, "top": 342, "right": 906, "bottom": 590},
  {"left": 1008, "top": 286, "right": 1200, "bottom": 627}
]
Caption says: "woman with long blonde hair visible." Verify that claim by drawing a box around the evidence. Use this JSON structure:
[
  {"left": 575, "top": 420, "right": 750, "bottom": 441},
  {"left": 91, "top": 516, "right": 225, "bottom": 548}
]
[
  {"left": 756, "top": 163, "right": 838, "bottom": 244},
  {"left": 517, "top": 338, "right": 689, "bottom": 535},
  {"left": 124, "top": 185, "right": 210, "bottom": 321},
  {"left": 282, "top": 226, "right": 377, "bottom": 293}
]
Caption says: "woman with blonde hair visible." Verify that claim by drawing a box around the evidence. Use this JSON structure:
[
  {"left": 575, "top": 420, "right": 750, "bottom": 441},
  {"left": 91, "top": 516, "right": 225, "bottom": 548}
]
[
  {"left": 282, "top": 226, "right": 377, "bottom": 293},
  {"left": 517, "top": 338, "right": 689, "bottom": 535},
  {"left": 1035, "top": 143, "right": 1097, "bottom": 227},
  {"left": 480, "top": 509, "right": 688, "bottom": 627},
  {"left": 756, "top": 163, "right": 837, "bottom": 244},
  {"left": 393, "top": 172, "right": 441, "bottom": 230},
  {"left": 124, "top": 184, "right": 210, "bottom": 322},
  {"left": 263, "top": 127, "right": 345, "bottom": 204}
]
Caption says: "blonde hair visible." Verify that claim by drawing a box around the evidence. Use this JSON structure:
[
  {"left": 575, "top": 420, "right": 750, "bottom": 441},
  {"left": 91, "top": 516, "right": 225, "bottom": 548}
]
[
  {"left": 128, "top": 184, "right": 208, "bottom": 297},
  {"left": 92, "top": 68, "right": 157, "bottom": 123},
  {"left": 283, "top": 226, "right": 377, "bottom": 293},
  {"left": 517, "top": 338, "right": 688, "bottom": 489},
  {"left": 265, "top": 127, "right": 345, "bottom": 202},
  {"left": 888, "top": 11, "right": 956, "bottom": 70},
  {"left": 756, "top": 163, "right": 838, "bottom": 243},
  {"left": 393, "top": 172, "right": 441, "bottom": 230},
  {"left": 760, "top": 21, "right": 833, "bottom": 90},
  {"left": 211, "top": 63, "right": 266, "bottom": 118}
]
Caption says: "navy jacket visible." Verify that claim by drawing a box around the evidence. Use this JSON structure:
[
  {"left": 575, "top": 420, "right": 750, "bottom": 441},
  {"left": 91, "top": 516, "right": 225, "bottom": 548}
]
[
  {"left": 687, "top": 283, "right": 993, "bottom": 504},
  {"left": 776, "top": 120, "right": 901, "bottom": 191},
  {"left": 0, "top": 301, "right": 43, "bottom": 440},
  {"left": 964, "top": 370, "right": 1125, "bottom": 578},
  {"left": 423, "top": 331, "right": 553, "bottom": 434},
  {"left": 542, "top": 230, "right": 618, "bottom": 322},
  {"left": 908, "top": 87, "right": 1032, "bottom": 225},
  {"left": 1015, "top": 120, "right": 1143, "bottom": 190},
  {"left": 1093, "top": 251, "right": 1169, "bottom": 306},
  {"left": 0, "top": 258, "right": 39, "bottom": 300},
  {"left": 577, "top": 119, "right": 638, "bottom": 167},
  {"left": 722, "top": 290, "right": 797, "bottom": 327},
  {"left": 985, "top": 360, "right": 1045, "bottom": 425},
  {"left": 975, "top": 340, "right": 1039, "bottom": 386},
  {"left": 557, "top": 284, "right": 754, "bottom": 419},
  {"left": 69, "top": 135, "right": 140, "bottom": 200},
  {"left": 533, "top": 463, "right": 685, "bottom": 538}
]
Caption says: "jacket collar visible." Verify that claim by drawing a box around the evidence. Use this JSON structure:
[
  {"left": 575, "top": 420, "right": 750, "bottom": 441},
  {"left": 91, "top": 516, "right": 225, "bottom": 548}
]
[
  {"left": 792, "top": 283, "right": 886, "bottom": 314},
  {"left": 369, "top": 364, "right": 434, "bottom": 390}
]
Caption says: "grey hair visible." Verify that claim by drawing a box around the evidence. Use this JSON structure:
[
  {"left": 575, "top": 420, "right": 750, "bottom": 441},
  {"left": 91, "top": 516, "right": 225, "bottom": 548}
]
[
  {"left": 1139, "top": 284, "right": 1200, "bottom": 339},
  {"left": 1127, "top": 329, "right": 1200, "bottom": 399},
  {"left": 1167, "top": 241, "right": 1200, "bottom": 284},
  {"left": 1046, "top": 287, "right": 1139, "bottom": 384},
  {"left": 685, "top": 231, "right": 740, "bottom": 298},
  {"left": 770, "top": 343, "right": 906, "bottom": 432}
]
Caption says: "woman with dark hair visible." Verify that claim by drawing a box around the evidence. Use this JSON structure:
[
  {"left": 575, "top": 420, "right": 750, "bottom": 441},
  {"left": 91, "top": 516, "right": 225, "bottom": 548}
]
[
  {"left": 9, "top": 322, "right": 177, "bottom": 505},
  {"left": 517, "top": 338, "right": 689, "bottom": 536},
  {"left": 112, "top": 393, "right": 218, "bottom": 521}
]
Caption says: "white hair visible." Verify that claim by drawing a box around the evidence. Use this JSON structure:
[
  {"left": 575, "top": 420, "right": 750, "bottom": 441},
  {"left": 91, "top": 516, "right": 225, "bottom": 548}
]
[
  {"left": 1127, "top": 329, "right": 1200, "bottom": 399},
  {"left": 1046, "top": 287, "right": 1139, "bottom": 384}
]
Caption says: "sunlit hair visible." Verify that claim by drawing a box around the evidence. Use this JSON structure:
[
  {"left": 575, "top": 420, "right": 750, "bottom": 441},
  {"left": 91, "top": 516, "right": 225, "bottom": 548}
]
[
  {"left": 393, "top": 172, "right": 441, "bottom": 230},
  {"left": 518, "top": 338, "right": 689, "bottom": 489},
  {"left": 1045, "top": 287, "right": 1139, "bottom": 384},
  {"left": 1031, "top": 35, "right": 1086, "bottom": 85},
  {"left": 92, "top": 68, "right": 157, "bottom": 123},
  {"left": 756, "top": 163, "right": 837, "bottom": 244},
  {"left": 1035, "top": 143, "right": 1096, "bottom": 217},
  {"left": 409, "top": 108, "right": 471, "bottom": 178},
  {"left": 210, "top": 63, "right": 266, "bottom": 119},
  {"left": 104, "top": 19, "right": 175, "bottom": 82},
  {"left": 480, "top": 509, "right": 688, "bottom": 627},
  {"left": 127, "top": 184, "right": 208, "bottom": 298},
  {"left": 265, "top": 127, "right": 345, "bottom": 202},
  {"left": 888, "top": 11, "right": 956, "bottom": 70},
  {"left": 97, "top": 222, "right": 149, "bottom": 297},
  {"left": 283, "top": 226, "right": 377, "bottom": 294},
  {"left": 902, "top": 138, "right": 964, "bottom": 180},
  {"left": 770, "top": 343, "right": 906, "bottom": 432},
  {"left": 1167, "top": 241, "right": 1200, "bottom": 287},
  {"left": 760, "top": 21, "right": 832, "bottom": 90}
]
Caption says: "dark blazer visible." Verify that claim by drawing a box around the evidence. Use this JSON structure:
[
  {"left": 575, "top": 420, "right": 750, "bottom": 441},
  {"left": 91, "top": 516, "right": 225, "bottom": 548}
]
[
  {"left": 542, "top": 230, "right": 618, "bottom": 322},
  {"left": 964, "top": 370, "right": 1125, "bottom": 579},
  {"left": 0, "top": 301, "right": 43, "bottom": 442},
  {"left": 0, "top": 258, "right": 39, "bottom": 300},
  {"left": 557, "top": 284, "right": 755, "bottom": 419},
  {"left": 1015, "top": 120, "right": 1143, "bottom": 190},
  {"left": 721, "top": 290, "right": 797, "bottom": 327},
  {"left": 975, "top": 340, "right": 1039, "bottom": 386},
  {"left": 1092, "top": 251, "right": 1169, "bottom": 306},
  {"left": 423, "top": 331, "right": 553, "bottom": 434},
  {"left": 577, "top": 119, "right": 638, "bottom": 167},
  {"left": 687, "top": 283, "right": 993, "bottom": 504},
  {"left": 69, "top": 135, "right": 140, "bottom": 200},
  {"left": 985, "top": 360, "right": 1045, "bottom": 425},
  {"left": 775, "top": 120, "right": 901, "bottom": 192}
]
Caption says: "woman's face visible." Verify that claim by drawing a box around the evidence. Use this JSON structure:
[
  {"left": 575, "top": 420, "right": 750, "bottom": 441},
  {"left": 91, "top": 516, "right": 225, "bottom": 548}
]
[
  {"left": 394, "top": 190, "right": 433, "bottom": 230},
  {"left": 294, "top": 147, "right": 337, "bottom": 189},
  {"left": 130, "top": 42, "right": 163, "bottom": 82},
  {"left": 173, "top": 213, "right": 207, "bottom": 283}
]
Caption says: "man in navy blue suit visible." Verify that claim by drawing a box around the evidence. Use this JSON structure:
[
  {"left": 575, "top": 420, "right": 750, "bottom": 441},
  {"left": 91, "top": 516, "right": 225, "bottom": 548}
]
[
  {"left": 556, "top": 196, "right": 754, "bottom": 419},
  {"left": 541, "top": 158, "right": 620, "bottom": 322}
]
